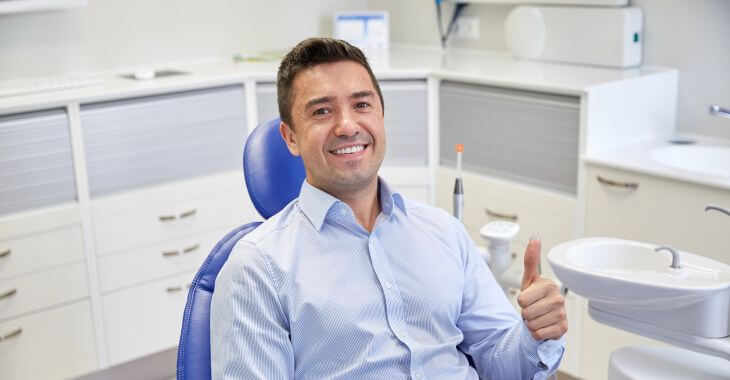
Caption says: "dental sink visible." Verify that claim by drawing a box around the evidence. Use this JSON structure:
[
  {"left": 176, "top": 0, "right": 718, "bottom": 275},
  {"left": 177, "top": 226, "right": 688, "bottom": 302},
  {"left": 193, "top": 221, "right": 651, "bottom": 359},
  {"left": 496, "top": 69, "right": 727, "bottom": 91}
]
[
  {"left": 650, "top": 145, "right": 730, "bottom": 177},
  {"left": 548, "top": 237, "right": 730, "bottom": 341}
]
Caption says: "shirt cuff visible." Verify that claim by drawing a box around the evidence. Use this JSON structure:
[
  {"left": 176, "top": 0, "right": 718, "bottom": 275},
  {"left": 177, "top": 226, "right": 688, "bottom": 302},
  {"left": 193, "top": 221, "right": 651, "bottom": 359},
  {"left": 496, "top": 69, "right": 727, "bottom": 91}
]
[{"left": 519, "top": 321, "right": 566, "bottom": 379}]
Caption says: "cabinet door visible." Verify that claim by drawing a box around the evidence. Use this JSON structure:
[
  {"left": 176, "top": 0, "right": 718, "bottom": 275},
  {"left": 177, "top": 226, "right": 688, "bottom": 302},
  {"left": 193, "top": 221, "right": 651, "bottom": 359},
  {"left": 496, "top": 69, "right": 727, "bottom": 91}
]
[
  {"left": 585, "top": 164, "right": 730, "bottom": 264},
  {"left": 80, "top": 85, "right": 247, "bottom": 197},
  {"left": 102, "top": 271, "right": 195, "bottom": 365},
  {"left": 0, "top": 301, "right": 97, "bottom": 380},
  {"left": 255, "top": 80, "right": 428, "bottom": 166},
  {"left": 440, "top": 81, "right": 580, "bottom": 194},
  {"left": 0, "top": 109, "right": 76, "bottom": 215}
]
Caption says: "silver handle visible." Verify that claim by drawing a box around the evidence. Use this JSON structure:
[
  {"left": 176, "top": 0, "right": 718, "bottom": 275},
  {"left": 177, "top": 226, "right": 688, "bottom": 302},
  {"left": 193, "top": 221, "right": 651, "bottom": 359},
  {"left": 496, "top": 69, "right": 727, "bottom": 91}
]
[
  {"left": 597, "top": 175, "right": 639, "bottom": 189},
  {"left": 485, "top": 208, "right": 518, "bottom": 222},
  {"left": 710, "top": 105, "right": 730, "bottom": 119},
  {"left": 166, "top": 286, "right": 183, "bottom": 293},
  {"left": 1, "top": 327, "right": 22, "bottom": 340},
  {"left": 159, "top": 214, "right": 176, "bottom": 222},
  {"left": 0, "top": 249, "right": 9, "bottom": 258},
  {"left": 162, "top": 250, "right": 179, "bottom": 257},
  {"left": 183, "top": 244, "right": 200, "bottom": 254},
  {"left": 0, "top": 288, "right": 17, "bottom": 300},
  {"left": 179, "top": 209, "right": 197, "bottom": 219}
]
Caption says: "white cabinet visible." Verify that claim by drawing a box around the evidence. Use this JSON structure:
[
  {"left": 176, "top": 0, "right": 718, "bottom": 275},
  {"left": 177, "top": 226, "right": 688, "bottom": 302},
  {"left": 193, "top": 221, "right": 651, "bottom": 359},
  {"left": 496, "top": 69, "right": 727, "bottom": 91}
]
[
  {"left": 102, "top": 271, "right": 196, "bottom": 365},
  {"left": 585, "top": 164, "right": 730, "bottom": 264},
  {"left": 0, "top": 301, "right": 97, "bottom": 380},
  {"left": 578, "top": 163, "right": 730, "bottom": 380}
]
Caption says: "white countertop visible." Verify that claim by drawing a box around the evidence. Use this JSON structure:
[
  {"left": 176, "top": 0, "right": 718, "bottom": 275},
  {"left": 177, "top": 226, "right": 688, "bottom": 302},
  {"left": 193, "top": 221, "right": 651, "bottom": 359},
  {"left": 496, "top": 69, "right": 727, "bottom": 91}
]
[
  {"left": 0, "top": 44, "right": 673, "bottom": 114},
  {"left": 583, "top": 134, "right": 730, "bottom": 191}
]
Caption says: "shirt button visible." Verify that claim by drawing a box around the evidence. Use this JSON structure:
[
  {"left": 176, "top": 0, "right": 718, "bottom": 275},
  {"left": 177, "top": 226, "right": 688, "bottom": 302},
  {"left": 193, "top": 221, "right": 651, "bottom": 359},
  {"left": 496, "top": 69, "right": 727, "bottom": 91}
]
[
  {"left": 414, "top": 373, "right": 422, "bottom": 379},
  {"left": 539, "top": 345, "right": 547, "bottom": 351},
  {"left": 385, "top": 281, "right": 392, "bottom": 289}
]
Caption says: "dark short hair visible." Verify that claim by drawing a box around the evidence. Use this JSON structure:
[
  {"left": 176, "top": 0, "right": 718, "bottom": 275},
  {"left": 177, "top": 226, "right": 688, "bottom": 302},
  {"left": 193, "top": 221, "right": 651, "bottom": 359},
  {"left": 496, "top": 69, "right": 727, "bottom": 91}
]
[{"left": 276, "top": 37, "right": 384, "bottom": 128}]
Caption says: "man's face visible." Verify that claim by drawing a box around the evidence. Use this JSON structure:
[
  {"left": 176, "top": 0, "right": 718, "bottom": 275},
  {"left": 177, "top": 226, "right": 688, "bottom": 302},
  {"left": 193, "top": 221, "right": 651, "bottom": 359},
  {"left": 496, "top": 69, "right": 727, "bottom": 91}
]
[{"left": 280, "top": 60, "right": 386, "bottom": 195}]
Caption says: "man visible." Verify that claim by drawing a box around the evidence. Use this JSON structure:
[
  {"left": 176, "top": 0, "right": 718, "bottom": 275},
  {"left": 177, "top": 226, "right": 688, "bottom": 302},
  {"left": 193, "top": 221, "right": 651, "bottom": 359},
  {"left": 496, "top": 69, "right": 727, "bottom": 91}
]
[{"left": 211, "top": 37, "right": 567, "bottom": 379}]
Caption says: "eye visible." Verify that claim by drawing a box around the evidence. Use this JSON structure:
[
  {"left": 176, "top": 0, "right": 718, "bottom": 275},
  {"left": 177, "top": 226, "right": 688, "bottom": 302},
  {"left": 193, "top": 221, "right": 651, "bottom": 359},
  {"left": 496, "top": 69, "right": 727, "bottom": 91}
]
[
  {"left": 313, "top": 108, "right": 331, "bottom": 116},
  {"left": 355, "top": 102, "right": 371, "bottom": 109}
]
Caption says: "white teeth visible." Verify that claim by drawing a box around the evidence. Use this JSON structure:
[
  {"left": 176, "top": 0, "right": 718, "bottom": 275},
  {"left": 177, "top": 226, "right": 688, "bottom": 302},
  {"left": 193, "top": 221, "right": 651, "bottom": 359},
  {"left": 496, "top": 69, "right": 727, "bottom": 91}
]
[{"left": 332, "top": 145, "right": 365, "bottom": 155}]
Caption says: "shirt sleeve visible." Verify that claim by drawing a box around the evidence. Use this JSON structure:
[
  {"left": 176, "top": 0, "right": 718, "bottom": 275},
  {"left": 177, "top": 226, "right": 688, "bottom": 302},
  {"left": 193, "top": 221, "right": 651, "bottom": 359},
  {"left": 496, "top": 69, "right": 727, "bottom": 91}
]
[
  {"left": 210, "top": 241, "right": 295, "bottom": 380},
  {"left": 452, "top": 218, "right": 565, "bottom": 379}
]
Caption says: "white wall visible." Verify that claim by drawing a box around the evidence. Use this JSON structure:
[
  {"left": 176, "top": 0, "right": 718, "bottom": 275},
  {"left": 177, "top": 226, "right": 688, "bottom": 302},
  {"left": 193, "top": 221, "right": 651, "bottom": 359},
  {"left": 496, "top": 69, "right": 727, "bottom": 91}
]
[
  {"left": 368, "top": 0, "right": 730, "bottom": 140},
  {"left": 0, "top": 0, "right": 367, "bottom": 79}
]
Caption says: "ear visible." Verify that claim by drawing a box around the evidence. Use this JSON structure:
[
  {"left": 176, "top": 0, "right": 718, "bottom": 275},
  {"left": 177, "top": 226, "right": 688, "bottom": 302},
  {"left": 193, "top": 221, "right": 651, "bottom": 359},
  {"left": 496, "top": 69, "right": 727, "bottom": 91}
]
[{"left": 279, "top": 121, "right": 300, "bottom": 156}]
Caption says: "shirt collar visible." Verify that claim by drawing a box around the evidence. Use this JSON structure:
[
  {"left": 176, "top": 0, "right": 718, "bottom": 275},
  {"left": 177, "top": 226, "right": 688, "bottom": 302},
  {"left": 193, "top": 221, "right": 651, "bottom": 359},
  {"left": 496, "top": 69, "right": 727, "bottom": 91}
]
[{"left": 297, "top": 177, "right": 407, "bottom": 231}]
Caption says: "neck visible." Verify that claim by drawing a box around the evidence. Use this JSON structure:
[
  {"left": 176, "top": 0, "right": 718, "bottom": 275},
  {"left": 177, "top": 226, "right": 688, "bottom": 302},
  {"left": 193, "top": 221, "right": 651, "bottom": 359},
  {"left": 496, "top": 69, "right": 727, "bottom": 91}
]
[{"left": 315, "top": 178, "right": 381, "bottom": 232}]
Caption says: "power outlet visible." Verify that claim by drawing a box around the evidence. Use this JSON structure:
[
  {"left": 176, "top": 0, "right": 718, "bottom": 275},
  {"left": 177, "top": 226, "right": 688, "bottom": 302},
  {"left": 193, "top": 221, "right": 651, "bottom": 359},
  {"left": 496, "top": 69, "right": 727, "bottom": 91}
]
[{"left": 454, "top": 16, "right": 480, "bottom": 40}]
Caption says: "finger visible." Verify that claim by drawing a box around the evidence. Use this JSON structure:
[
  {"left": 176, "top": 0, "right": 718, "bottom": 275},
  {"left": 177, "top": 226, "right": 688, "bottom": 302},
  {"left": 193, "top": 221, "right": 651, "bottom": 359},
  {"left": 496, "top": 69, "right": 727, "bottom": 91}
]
[
  {"left": 521, "top": 290, "right": 564, "bottom": 321},
  {"left": 524, "top": 306, "right": 566, "bottom": 332},
  {"left": 517, "top": 277, "right": 557, "bottom": 308},
  {"left": 521, "top": 237, "right": 542, "bottom": 290},
  {"left": 530, "top": 320, "right": 569, "bottom": 341}
]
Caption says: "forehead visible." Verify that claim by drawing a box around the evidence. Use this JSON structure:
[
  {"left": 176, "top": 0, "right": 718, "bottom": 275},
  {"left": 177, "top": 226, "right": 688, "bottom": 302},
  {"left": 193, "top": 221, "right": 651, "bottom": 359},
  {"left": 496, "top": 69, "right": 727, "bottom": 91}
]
[{"left": 291, "top": 61, "right": 375, "bottom": 104}]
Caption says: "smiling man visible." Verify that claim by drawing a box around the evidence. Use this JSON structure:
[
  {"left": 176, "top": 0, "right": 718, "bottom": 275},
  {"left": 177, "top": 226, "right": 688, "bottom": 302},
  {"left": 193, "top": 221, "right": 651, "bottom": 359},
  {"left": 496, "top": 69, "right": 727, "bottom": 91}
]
[{"left": 210, "top": 38, "right": 567, "bottom": 379}]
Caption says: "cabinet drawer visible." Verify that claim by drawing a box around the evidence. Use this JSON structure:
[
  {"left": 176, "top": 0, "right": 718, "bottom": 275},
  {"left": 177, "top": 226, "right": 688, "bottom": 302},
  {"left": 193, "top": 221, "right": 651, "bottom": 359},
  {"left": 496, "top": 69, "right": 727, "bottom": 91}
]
[
  {"left": 585, "top": 164, "right": 730, "bottom": 265},
  {"left": 0, "top": 262, "right": 88, "bottom": 321},
  {"left": 80, "top": 85, "right": 248, "bottom": 197},
  {"left": 440, "top": 81, "right": 580, "bottom": 194},
  {"left": 98, "top": 228, "right": 227, "bottom": 293},
  {"left": 103, "top": 271, "right": 195, "bottom": 365},
  {"left": 0, "top": 109, "right": 77, "bottom": 215},
  {"left": 436, "top": 167, "right": 576, "bottom": 277},
  {"left": 0, "top": 224, "right": 84, "bottom": 280},
  {"left": 93, "top": 190, "right": 251, "bottom": 255},
  {"left": 0, "top": 301, "right": 97, "bottom": 380}
]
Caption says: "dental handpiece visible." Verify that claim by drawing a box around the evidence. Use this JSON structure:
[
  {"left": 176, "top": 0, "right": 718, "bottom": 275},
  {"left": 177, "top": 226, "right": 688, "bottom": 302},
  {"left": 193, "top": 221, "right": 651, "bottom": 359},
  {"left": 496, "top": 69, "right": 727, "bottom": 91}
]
[{"left": 454, "top": 144, "right": 464, "bottom": 222}]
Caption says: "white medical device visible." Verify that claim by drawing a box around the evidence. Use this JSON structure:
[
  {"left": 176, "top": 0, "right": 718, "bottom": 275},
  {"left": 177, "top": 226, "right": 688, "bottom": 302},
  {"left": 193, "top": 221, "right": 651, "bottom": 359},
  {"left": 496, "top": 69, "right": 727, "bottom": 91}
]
[
  {"left": 480, "top": 221, "right": 521, "bottom": 293},
  {"left": 504, "top": 6, "right": 643, "bottom": 68}
]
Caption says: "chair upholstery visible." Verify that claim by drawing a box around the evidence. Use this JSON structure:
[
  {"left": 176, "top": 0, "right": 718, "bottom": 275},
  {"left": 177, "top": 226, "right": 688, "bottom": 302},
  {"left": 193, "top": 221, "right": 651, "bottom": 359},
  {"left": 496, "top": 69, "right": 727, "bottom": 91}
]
[{"left": 176, "top": 117, "right": 305, "bottom": 380}]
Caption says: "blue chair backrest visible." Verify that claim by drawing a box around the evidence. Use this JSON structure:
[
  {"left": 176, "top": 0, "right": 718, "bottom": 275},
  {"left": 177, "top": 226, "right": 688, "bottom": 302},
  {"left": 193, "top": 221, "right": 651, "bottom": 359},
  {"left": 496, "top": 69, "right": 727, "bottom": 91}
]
[{"left": 176, "top": 117, "right": 306, "bottom": 380}]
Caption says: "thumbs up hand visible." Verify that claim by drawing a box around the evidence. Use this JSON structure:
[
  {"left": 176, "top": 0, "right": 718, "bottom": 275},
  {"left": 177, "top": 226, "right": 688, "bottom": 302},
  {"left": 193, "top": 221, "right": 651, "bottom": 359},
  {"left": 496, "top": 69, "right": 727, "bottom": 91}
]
[{"left": 517, "top": 237, "right": 568, "bottom": 341}]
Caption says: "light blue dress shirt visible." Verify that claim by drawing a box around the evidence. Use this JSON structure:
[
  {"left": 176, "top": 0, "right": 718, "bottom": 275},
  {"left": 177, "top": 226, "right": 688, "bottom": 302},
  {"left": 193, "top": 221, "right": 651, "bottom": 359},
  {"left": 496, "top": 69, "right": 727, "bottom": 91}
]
[{"left": 211, "top": 178, "right": 564, "bottom": 379}]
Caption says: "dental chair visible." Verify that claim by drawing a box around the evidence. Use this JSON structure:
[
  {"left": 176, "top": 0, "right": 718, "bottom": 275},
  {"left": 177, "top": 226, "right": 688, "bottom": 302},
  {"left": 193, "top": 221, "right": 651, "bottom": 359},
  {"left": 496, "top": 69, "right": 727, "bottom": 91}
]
[{"left": 175, "top": 117, "right": 306, "bottom": 380}]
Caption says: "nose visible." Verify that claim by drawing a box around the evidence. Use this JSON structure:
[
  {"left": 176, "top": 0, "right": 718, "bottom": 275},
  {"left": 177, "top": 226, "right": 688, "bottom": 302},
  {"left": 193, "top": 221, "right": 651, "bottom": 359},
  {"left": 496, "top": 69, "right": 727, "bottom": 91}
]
[{"left": 333, "top": 108, "right": 359, "bottom": 137}]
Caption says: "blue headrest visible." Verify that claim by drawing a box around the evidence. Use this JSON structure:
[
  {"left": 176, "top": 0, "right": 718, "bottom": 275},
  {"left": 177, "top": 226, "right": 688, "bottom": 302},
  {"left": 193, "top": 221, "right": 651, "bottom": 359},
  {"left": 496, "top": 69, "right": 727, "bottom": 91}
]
[{"left": 243, "top": 117, "right": 307, "bottom": 219}]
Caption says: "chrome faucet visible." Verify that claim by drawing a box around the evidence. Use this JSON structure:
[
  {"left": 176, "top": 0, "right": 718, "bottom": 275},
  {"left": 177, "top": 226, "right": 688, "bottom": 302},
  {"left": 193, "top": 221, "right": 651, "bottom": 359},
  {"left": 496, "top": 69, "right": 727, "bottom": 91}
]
[
  {"left": 705, "top": 204, "right": 730, "bottom": 216},
  {"left": 655, "top": 245, "right": 681, "bottom": 269},
  {"left": 710, "top": 105, "right": 730, "bottom": 120}
]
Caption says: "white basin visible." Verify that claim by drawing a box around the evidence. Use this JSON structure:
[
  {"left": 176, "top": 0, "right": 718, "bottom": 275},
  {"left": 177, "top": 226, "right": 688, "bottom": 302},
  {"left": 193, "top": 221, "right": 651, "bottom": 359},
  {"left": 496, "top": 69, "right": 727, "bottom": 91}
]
[
  {"left": 548, "top": 237, "right": 730, "bottom": 339},
  {"left": 650, "top": 145, "right": 730, "bottom": 177}
]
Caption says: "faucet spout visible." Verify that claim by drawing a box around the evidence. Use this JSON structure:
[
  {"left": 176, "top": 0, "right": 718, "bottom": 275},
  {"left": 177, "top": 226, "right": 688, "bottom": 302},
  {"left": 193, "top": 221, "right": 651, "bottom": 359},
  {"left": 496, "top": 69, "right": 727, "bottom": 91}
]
[
  {"left": 705, "top": 204, "right": 730, "bottom": 216},
  {"left": 655, "top": 245, "right": 681, "bottom": 269}
]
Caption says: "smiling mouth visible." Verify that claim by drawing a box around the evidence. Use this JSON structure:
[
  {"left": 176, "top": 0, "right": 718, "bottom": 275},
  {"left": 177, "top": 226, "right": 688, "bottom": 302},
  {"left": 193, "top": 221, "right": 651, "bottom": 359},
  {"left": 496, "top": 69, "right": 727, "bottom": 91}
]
[{"left": 330, "top": 144, "right": 367, "bottom": 156}]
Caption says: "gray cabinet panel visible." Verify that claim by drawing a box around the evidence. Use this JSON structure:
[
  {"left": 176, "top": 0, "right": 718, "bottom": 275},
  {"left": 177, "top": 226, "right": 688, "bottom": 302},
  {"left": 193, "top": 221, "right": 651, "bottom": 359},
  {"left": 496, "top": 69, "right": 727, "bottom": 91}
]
[
  {"left": 381, "top": 81, "right": 428, "bottom": 166},
  {"left": 0, "top": 109, "right": 77, "bottom": 215},
  {"left": 256, "top": 80, "right": 427, "bottom": 166},
  {"left": 81, "top": 85, "right": 247, "bottom": 197},
  {"left": 256, "top": 83, "right": 278, "bottom": 124},
  {"left": 440, "top": 81, "right": 580, "bottom": 194}
]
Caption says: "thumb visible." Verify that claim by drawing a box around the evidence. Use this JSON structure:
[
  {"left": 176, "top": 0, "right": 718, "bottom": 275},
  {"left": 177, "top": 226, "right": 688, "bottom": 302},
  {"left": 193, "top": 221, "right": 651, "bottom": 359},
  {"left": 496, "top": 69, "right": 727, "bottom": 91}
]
[{"left": 521, "top": 237, "right": 542, "bottom": 290}]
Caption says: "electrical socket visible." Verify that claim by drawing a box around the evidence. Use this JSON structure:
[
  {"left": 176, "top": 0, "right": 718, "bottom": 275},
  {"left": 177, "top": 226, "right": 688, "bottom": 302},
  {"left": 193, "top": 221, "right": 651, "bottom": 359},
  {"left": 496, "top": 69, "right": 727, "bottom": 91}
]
[{"left": 454, "top": 17, "right": 480, "bottom": 40}]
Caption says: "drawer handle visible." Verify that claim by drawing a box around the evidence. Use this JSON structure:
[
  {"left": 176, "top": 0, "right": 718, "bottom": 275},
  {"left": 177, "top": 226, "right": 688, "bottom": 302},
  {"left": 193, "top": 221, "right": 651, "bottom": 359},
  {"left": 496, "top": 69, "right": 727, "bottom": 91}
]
[
  {"left": 485, "top": 208, "right": 518, "bottom": 222},
  {"left": 0, "top": 288, "right": 17, "bottom": 300},
  {"left": 596, "top": 175, "right": 639, "bottom": 189},
  {"left": 183, "top": 244, "right": 200, "bottom": 254},
  {"left": 166, "top": 286, "right": 183, "bottom": 293},
  {"left": 159, "top": 215, "right": 177, "bottom": 222},
  {"left": 1, "top": 327, "right": 22, "bottom": 341},
  {"left": 179, "top": 209, "right": 197, "bottom": 219},
  {"left": 0, "top": 249, "right": 9, "bottom": 258},
  {"left": 162, "top": 250, "right": 179, "bottom": 257}
]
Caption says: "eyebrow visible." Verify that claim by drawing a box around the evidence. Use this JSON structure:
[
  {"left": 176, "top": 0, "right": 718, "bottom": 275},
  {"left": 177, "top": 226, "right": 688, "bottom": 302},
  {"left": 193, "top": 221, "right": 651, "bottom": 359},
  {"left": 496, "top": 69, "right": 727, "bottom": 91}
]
[{"left": 303, "top": 91, "right": 375, "bottom": 110}]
